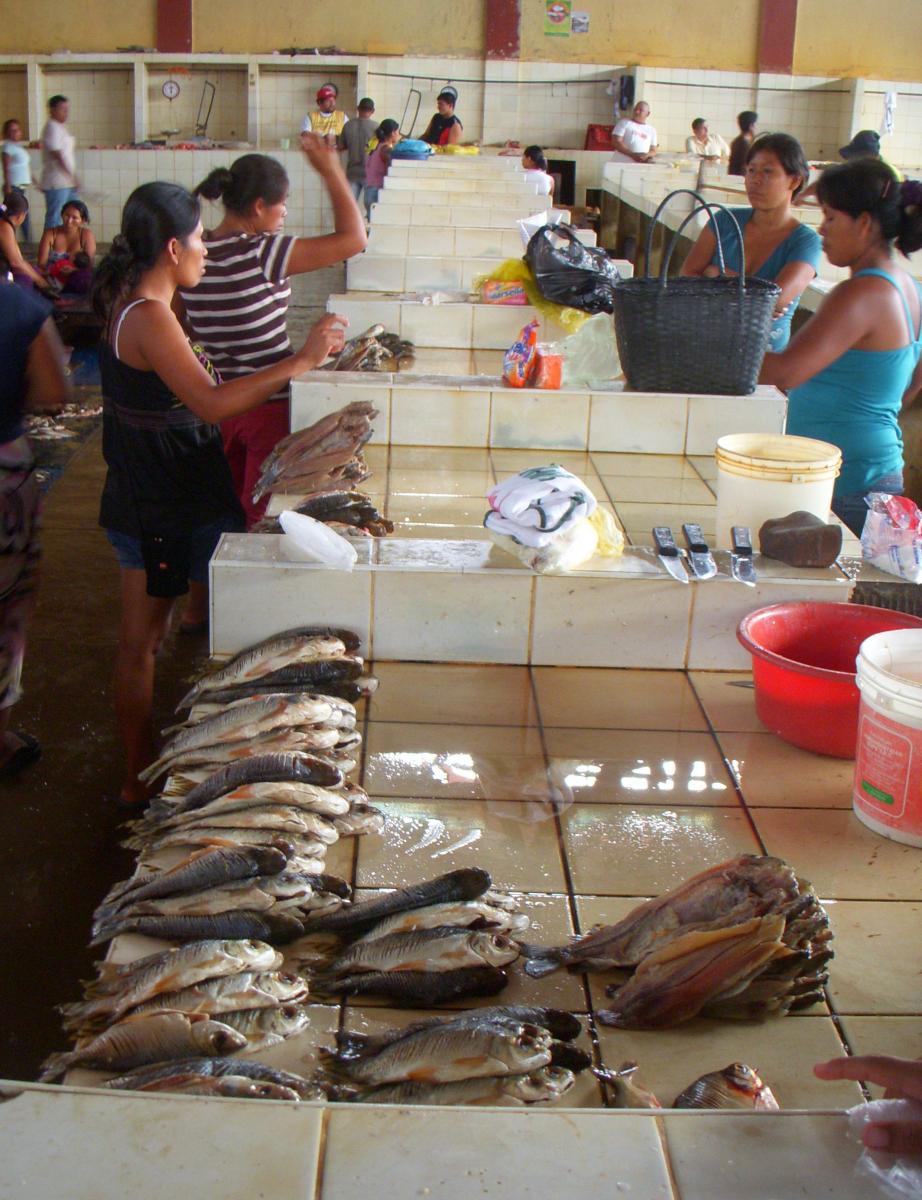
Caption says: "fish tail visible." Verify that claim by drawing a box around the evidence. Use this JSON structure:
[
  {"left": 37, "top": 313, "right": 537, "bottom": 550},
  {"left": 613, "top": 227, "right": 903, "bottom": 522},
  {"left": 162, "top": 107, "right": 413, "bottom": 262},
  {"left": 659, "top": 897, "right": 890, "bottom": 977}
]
[
  {"left": 519, "top": 943, "right": 564, "bottom": 979},
  {"left": 37, "top": 1051, "right": 75, "bottom": 1083}
]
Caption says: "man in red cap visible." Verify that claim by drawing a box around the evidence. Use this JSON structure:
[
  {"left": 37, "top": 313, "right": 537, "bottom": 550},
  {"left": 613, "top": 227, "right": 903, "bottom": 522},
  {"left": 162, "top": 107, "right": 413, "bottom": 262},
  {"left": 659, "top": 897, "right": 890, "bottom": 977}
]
[{"left": 300, "top": 84, "right": 347, "bottom": 141}]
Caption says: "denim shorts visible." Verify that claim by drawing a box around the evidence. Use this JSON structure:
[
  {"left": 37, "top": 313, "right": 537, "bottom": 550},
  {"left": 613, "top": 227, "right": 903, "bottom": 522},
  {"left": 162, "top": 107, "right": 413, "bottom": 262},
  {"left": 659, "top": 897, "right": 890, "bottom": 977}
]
[
  {"left": 832, "top": 471, "right": 904, "bottom": 538},
  {"left": 105, "top": 519, "right": 241, "bottom": 585}
]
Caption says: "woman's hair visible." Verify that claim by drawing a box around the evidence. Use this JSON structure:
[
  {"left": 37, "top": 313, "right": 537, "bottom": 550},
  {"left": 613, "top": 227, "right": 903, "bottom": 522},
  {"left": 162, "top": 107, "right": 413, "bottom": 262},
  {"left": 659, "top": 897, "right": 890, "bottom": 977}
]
[
  {"left": 437, "top": 88, "right": 457, "bottom": 107},
  {"left": 375, "top": 119, "right": 399, "bottom": 141},
  {"left": 0, "top": 190, "right": 29, "bottom": 219},
  {"left": 194, "top": 153, "right": 288, "bottom": 215},
  {"left": 2, "top": 118, "right": 21, "bottom": 138},
  {"left": 92, "top": 181, "right": 200, "bottom": 319},
  {"left": 737, "top": 110, "right": 758, "bottom": 133},
  {"left": 818, "top": 161, "right": 922, "bottom": 257},
  {"left": 745, "top": 132, "right": 810, "bottom": 199},
  {"left": 62, "top": 199, "right": 90, "bottom": 224},
  {"left": 523, "top": 145, "right": 547, "bottom": 171}
]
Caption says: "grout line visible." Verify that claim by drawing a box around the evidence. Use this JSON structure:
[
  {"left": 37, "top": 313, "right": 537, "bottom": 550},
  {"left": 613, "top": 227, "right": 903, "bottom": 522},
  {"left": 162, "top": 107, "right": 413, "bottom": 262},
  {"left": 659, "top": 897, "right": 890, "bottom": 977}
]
[{"left": 312, "top": 1107, "right": 331, "bottom": 1200}]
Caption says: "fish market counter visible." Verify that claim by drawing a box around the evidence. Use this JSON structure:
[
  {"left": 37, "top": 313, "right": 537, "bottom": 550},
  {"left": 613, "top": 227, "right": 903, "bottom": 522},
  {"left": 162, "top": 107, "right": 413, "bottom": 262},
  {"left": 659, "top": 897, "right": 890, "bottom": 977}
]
[
  {"left": 0, "top": 1081, "right": 877, "bottom": 1199},
  {"left": 208, "top": 533, "right": 853, "bottom": 668}
]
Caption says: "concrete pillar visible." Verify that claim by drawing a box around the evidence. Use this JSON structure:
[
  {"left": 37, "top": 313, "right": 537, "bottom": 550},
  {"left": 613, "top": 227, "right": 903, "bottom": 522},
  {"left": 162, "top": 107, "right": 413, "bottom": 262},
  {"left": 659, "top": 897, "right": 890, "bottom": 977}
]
[{"left": 758, "top": 0, "right": 798, "bottom": 75}]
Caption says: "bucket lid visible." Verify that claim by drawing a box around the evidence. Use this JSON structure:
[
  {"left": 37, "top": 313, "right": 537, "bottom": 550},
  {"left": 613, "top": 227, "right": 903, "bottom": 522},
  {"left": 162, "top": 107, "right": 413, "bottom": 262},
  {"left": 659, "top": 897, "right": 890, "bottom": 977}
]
[{"left": 716, "top": 433, "right": 842, "bottom": 472}]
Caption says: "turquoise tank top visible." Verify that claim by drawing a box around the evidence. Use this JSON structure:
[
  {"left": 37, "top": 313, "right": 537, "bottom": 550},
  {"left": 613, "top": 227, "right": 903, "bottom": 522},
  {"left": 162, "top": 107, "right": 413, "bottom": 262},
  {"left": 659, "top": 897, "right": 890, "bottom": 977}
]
[{"left": 787, "top": 268, "right": 922, "bottom": 495}]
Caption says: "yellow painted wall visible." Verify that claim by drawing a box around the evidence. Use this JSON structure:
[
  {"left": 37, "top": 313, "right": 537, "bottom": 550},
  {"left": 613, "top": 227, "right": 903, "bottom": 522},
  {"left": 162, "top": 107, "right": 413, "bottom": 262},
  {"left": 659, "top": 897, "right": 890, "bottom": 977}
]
[
  {"left": 0, "top": 0, "right": 155, "bottom": 54},
  {"left": 795, "top": 0, "right": 922, "bottom": 81},
  {"left": 519, "top": 0, "right": 761, "bottom": 69},
  {"left": 192, "top": 0, "right": 484, "bottom": 56}
]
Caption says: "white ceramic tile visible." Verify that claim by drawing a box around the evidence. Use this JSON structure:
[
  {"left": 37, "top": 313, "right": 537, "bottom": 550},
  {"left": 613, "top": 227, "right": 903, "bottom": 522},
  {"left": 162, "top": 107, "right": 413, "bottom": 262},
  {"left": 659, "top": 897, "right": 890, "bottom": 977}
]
[
  {"left": 389, "top": 387, "right": 490, "bottom": 447},
  {"left": 366, "top": 226, "right": 408, "bottom": 255},
  {"left": 472, "top": 304, "right": 540, "bottom": 350},
  {"left": 404, "top": 257, "right": 465, "bottom": 292},
  {"left": 407, "top": 227, "right": 448, "bottom": 256},
  {"left": 685, "top": 390, "right": 787, "bottom": 456},
  {"left": 456, "top": 228, "right": 509, "bottom": 257},
  {"left": 532, "top": 576, "right": 693, "bottom": 667},
  {"left": 489, "top": 389, "right": 590, "bottom": 450},
  {"left": 290, "top": 380, "right": 390, "bottom": 445},
  {"left": 400, "top": 303, "right": 474, "bottom": 349},
  {"left": 328, "top": 296, "right": 402, "bottom": 334},
  {"left": 590, "top": 393, "right": 688, "bottom": 454},
  {"left": 372, "top": 570, "right": 532, "bottom": 663},
  {"left": 346, "top": 255, "right": 406, "bottom": 292},
  {"left": 320, "top": 1109, "right": 673, "bottom": 1200}
]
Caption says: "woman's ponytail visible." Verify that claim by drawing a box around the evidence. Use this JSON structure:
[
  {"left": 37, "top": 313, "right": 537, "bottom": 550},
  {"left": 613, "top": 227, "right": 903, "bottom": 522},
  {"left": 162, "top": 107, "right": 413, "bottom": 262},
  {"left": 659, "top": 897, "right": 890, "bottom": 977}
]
[
  {"left": 194, "top": 167, "right": 235, "bottom": 203},
  {"left": 194, "top": 155, "right": 288, "bottom": 215},
  {"left": 897, "top": 179, "right": 922, "bottom": 258}
]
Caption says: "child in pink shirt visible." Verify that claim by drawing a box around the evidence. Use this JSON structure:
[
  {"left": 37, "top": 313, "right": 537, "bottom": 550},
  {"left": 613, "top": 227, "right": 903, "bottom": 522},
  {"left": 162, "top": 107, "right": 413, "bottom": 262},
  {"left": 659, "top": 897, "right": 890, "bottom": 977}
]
[{"left": 363, "top": 120, "right": 401, "bottom": 219}]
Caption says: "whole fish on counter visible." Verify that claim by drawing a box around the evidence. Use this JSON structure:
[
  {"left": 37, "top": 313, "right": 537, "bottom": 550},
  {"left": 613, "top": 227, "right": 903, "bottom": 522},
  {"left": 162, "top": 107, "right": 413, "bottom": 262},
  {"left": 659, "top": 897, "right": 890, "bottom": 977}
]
[
  {"left": 351, "top": 896, "right": 529, "bottom": 942},
  {"left": 103, "top": 1056, "right": 324, "bottom": 1100},
  {"left": 673, "top": 1063, "right": 780, "bottom": 1110},
  {"left": 252, "top": 401, "right": 377, "bottom": 503},
  {"left": 39, "top": 1011, "right": 247, "bottom": 1082},
  {"left": 313, "top": 927, "right": 520, "bottom": 984},
  {"left": 135, "top": 785, "right": 351, "bottom": 842},
  {"left": 216, "top": 1004, "right": 312, "bottom": 1053},
  {"left": 348, "top": 1066, "right": 575, "bottom": 1107},
  {"left": 193, "top": 660, "right": 367, "bottom": 710},
  {"left": 153, "top": 753, "right": 345, "bottom": 819},
  {"left": 252, "top": 492, "right": 393, "bottom": 539},
  {"left": 136, "top": 1075, "right": 302, "bottom": 1101},
  {"left": 89, "top": 908, "right": 306, "bottom": 948},
  {"left": 113, "top": 971, "right": 310, "bottom": 1024},
  {"left": 302, "top": 867, "right": 493, "bottom": 935},
  {"left": 315, "top": 964, "right": 510, "bottom": 1006}
]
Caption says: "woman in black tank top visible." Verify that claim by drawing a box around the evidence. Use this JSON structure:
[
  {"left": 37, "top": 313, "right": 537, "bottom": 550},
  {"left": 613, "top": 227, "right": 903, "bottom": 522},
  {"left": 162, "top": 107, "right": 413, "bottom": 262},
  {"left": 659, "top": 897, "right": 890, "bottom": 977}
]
[{"left": 93, "top": 181, "right": 348, "bottom": 807}]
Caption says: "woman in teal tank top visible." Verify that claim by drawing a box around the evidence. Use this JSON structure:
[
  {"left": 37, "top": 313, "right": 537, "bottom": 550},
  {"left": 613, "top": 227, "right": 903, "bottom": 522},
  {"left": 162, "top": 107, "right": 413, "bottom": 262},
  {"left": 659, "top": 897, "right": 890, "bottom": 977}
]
[{"left": 760, "top": 160, "right": 922, "bottom": 534}]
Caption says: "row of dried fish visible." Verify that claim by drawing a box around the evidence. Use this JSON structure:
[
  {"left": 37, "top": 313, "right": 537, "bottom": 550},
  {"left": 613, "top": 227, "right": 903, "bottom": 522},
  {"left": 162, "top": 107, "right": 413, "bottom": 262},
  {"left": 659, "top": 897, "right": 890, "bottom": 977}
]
[
  {"left": 522, "top": 855, "right": 833, "bottom": 1029},
  {"left": 323, "top": 325, "right": 415, "bottom": 373},
  {"left": 252, "top": 401, "right": 377, "bottom": 504},
  {"left": 251, "top": 491, "right": 393, "bottom": 539},
  {"left": 604, "top": 1061, "right": 780, "bottom": 1111}
]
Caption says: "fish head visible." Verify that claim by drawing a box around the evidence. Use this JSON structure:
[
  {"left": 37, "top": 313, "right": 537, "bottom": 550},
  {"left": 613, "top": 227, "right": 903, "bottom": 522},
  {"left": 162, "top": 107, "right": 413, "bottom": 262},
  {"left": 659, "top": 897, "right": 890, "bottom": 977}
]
[
  {"left": 199, "top": 1020, "right": 249, "bottom": 1055},
  {"left": 262, "top": 971, "right": 310, "bottom": 1001},
  {"left": 472, "top": 931, "right": 521, "bottom": 967},
  {"left": 501, "top": 1026, "right": 554, "bottom": 1074},
  {"left": 264, "top": 1004, "right": 312, "bottom": 1037},
  {"left": 214, "top": 1076, "right": 301, "bottom": 1101},
  {"left": 510, "top": 1067, "right": 576, "bottom": 1104}
]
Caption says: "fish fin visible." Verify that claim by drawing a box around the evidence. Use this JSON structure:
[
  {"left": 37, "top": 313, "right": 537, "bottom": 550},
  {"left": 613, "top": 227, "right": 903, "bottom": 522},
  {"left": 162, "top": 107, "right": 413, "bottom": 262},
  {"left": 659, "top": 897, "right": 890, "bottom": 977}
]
[
  {"left": 518, "top": 944, "right": 563, "bottom": 979},
  {"left": 37, "top": 1052, "right": 75, "bottom": 1083}
]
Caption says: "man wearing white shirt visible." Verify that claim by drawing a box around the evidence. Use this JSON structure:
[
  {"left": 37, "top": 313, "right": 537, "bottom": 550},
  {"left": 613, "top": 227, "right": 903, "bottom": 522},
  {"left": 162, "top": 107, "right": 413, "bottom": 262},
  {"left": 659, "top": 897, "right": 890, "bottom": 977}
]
[
  {"left": 40, "top": 95, "right": 78, "bottom": 230},
  {"left": 610, "top": 102, "right": 658, "bottom": 164},
  {"left": 685, "top": 118, "right": 730, "bottom": 159}
]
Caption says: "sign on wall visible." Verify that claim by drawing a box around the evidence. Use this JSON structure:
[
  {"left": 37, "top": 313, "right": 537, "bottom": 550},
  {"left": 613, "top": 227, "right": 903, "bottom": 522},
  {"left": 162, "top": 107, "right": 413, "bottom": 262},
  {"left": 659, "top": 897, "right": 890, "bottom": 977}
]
[{"left": 544, "top": 0, "right": 572, "bottom": 37}]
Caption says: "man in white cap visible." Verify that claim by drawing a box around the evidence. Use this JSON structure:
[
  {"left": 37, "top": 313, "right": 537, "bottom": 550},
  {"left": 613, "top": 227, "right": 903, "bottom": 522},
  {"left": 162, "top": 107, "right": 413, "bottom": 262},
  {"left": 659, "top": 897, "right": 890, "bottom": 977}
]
[{"left": 300, "top": 85, "right": 347, "bottom": 141}]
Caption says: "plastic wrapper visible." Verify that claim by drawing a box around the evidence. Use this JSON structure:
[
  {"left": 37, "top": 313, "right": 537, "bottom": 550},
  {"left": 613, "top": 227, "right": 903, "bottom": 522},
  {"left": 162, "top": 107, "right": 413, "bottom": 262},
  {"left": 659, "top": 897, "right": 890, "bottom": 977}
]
[
  {"left": 533, "top": 343, "right": 562, "bottom": 389},
  {"left": 472, "top": 259, "right": 591, "bottom": 335},
  {"left": 390, "top": 138, "right": 432, "bottom": 159},
  {"left": 861, "top": 493, "right": 922, "bottom": 583},
  {"left": 557, "top": 313, "right": 621, "bottom": 387},
  {"left": 525, "top": 224, "right": 622, "bottom": 314},
  {"left": 847, "top": 1099, "right": 922, "bottom": 1199},
  {"left": 481, "top": 280, "right": 528, "bottom": 305},
  {"left": 502, "top": 320, "right": 539, "bottom": 388},
  {"left": 279, "top": 510, "right": 358, "bottom": 570},
  {"left": 435, "top": 144, "right": 479, "bottom": 155}
]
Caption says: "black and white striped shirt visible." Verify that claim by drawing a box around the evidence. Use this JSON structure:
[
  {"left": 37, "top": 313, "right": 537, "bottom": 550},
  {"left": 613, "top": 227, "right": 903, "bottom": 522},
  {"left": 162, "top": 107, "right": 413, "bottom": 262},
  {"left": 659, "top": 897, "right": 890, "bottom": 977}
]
[{"left": 180, "top": 232, "right": 297, "bottom": 402}]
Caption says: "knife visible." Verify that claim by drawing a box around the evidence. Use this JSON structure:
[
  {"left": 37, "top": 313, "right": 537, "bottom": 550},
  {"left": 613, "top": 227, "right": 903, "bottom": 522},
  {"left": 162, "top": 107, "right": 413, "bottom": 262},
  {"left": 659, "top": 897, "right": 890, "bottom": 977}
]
[
  {"left": 730, "top": 525, "right": 757, "bottom": 586},
  {"left": 652, "top": 526, "right": 689, "bottom": 584},
  {"left": 681, "top": 523, "right": 717, "bottom": 580}
]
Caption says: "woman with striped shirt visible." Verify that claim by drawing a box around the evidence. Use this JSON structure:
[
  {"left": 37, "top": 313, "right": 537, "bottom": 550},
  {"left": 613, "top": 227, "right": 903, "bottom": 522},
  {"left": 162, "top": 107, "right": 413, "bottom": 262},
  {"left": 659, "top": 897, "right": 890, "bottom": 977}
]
[{"left": 180, "top": 135, "right": 366, "bottom": 524}]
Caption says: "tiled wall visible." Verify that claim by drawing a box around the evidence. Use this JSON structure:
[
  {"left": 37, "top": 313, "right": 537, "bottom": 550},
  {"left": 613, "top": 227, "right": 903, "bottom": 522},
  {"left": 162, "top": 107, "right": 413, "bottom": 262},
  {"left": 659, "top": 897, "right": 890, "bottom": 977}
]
[
  {"left": 147, "top": 68, "right": 248, "bottom": 142},
  {"left": 860, "top": 80, "right": 922, "bottom": 168},
  {"left": 41, "top": 68, "right": 132, "bottom": 146},
  {"left": 0, "top": 68, "right": 28, "bottom": 128},
  {"left": 258, "top": 67, "right": 358, "bottom": 146}
]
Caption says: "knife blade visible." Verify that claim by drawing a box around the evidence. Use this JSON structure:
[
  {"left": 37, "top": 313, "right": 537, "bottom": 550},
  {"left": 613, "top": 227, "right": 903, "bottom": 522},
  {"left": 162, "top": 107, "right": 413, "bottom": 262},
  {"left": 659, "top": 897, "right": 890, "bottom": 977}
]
[
  {"left": 652, "top": 526, "right": 689, "bottom": 584},
  {"left": 730, "top": 525, "right": 757, "bottom": 586},
  {"left": 681, "top": 523, "right": 717, "bottom": 580}
]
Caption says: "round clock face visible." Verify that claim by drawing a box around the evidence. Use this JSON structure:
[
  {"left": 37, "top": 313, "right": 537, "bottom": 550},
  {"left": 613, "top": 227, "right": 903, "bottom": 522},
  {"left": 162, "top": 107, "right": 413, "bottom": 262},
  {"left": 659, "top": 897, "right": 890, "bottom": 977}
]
[{"left": 162, "top": 80, "right": 181, "bottom": 101}]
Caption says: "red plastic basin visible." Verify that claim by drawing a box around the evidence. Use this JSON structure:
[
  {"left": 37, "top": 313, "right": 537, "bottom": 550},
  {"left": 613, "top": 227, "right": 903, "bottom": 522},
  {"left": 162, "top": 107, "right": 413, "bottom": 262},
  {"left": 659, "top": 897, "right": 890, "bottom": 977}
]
[{"left": 736, "top": 602, "right": 922, "bottom": 758}]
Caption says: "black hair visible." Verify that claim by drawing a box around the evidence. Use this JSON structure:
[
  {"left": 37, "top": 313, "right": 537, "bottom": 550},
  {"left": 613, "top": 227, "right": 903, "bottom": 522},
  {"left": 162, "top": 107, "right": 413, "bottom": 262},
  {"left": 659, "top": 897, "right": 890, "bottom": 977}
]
[
  {"left": 818, "top": 160, "right": 922, "bottom": 258},
  {"left": 62, "top": 199, "right": 90, "bottom": 223},
  {"left": 194, "top": 153, "right": 288, "bottom": 215},
  {"left": 358, "top": 97, "right": 375, "bottom": 112},
  {"left": 692, "top": 117, "right": 706, "bottom": 131},
  {"left": 745, "top": 132, "right": 810, "bottom": 199},
  {"left": 48, "top": 94, "right": 67, "bottom": 109},
  {"left": 523, "top": 145, "right": 547, "bottom": 171},
  {"left": 0, "top": 190, "right": 29, "bottom": 219},
  {"left": 737, "top": 110, "right": 758, "bottom": 133},
  {"left": 437, "top": 91, "right": 457, "bottom": 107},
  {"left": 2, "top": 118, "right": 21, "bottom": 138},
  {"left": 375, "top": 119, "right": 399, "bottom": 141},
  {"left": 92, "top": 181, "right": 200, "bottom": 320}
]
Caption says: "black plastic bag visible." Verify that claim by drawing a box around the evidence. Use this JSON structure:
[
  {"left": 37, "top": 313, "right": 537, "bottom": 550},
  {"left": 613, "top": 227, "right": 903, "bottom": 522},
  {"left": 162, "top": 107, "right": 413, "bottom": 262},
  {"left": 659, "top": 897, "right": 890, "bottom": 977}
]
[{"left": 525, "top": 223, "right": 622, "bottom": 314}]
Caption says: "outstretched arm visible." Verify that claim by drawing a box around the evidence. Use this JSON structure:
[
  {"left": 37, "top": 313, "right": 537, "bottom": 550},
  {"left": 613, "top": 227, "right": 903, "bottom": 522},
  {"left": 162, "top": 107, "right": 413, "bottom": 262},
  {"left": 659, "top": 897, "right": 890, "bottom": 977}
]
[{"left": 287, "top": 133, "right": 366, "bottom": 275}]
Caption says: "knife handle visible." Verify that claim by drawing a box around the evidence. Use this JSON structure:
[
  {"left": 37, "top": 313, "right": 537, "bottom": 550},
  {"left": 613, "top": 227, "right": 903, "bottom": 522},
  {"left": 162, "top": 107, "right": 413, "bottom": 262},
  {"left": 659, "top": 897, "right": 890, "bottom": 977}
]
[
  {"left": 653, "top": 526, "right": 681, "bottom": 557},
  {"left": 682, "top": 523, "right": 709, "bottom": 554},
  {"left": 731, "top": 526, "right": 753, "bottom": 557}
]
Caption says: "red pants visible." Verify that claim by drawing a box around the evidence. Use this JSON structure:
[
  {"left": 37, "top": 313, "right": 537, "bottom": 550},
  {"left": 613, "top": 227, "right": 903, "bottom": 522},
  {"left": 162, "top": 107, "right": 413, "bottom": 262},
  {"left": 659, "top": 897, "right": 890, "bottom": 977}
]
[{"left": 222, "top": 399, "right": 289, "bottom": 527}]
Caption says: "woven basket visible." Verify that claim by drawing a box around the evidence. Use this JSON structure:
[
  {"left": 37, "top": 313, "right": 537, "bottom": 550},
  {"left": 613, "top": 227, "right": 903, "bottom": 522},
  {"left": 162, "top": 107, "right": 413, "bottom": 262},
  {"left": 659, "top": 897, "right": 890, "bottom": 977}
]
[{"left": 612, "top": 189, "right": 781, "bottom": 395}]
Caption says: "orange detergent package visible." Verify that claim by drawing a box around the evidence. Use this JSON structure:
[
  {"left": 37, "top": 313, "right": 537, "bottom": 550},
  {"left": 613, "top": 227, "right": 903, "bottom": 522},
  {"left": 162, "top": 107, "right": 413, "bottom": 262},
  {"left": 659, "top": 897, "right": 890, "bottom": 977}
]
[
  {"left": 533, "top": 343, "right": 562, "bottom": 389},
  {"left": 502, "top": 320, "right": 540, "bottom": 387},
  {"left": 482, "top": 280, "right": 528, "bottom": 305}
]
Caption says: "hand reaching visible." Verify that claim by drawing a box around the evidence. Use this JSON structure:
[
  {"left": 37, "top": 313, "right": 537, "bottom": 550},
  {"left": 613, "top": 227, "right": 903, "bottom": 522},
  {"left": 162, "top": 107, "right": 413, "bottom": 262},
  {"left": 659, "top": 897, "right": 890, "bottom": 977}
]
[
  {"left": 815, "top": 1055, "right": 922, "bottom": 1155},
  {"left": 297, "top": 313, "right": 348, "bottom": 370},
  {"left": 299, "top": 131, "right": 344, "bottom": 176}
]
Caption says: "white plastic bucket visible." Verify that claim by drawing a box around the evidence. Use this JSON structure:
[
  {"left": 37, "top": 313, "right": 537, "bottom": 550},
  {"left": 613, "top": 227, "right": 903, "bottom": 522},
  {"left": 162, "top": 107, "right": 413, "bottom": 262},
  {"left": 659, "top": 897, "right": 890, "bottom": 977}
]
[
  {"left": 714, "top": 433, "right": 842, "bottom": 551},
  {"left": 853, "top": 628, "right": 922, "bottom": 847}
]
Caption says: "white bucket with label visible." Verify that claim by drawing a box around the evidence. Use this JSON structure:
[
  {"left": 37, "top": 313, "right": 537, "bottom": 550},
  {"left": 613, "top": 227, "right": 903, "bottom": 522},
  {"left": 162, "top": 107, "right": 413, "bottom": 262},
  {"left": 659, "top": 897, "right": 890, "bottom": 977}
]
[
  {"left": 853, "top": 628, "right": 922, "bottom": 847},
  {"left": 714, "top": 433, "right": 842, "bottom": 551}
]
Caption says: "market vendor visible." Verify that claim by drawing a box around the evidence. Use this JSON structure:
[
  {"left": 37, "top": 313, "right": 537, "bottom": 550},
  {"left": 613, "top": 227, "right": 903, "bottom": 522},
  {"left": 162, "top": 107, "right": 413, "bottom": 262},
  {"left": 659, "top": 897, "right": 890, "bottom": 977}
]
[
  {"left": 610, "top": 102, "right": 658, "bottom": 164},
  {"left": 420, "top": 87, "right": 463, "bottom": 146},
  {"left": 37, "top": 198, "right": 96, "bottom": 294},
  {"left": 681, "top": 133, "right": 821, "bottom": 352},
  {"left": 685, "top": 118, "right": 729, "bottom": 159},
  {"left": 300, "top": 84, "right": 347, "bottom": 140}
]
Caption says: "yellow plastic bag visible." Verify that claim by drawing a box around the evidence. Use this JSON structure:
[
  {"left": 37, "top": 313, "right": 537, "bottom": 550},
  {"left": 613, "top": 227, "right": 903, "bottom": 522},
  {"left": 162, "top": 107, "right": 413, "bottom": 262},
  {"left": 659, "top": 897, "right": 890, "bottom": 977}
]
[
  {"left": 472, "top": 259, "right": 591, "bottom": 335},
  {"left": 436, "top": 144, "right": 480, "bottom": 155},
  {"left": 588, "top": 507, "right": 625, "bottom": 559}
]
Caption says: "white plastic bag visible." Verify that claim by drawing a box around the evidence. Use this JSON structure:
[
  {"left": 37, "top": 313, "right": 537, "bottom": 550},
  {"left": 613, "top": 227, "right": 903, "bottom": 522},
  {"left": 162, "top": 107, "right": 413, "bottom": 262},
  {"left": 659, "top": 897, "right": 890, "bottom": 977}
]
[
  {"left": 847, "top": 1099, "right": 922, "bottom": 1199},
  {"left": 517, "top": 211, "right": 550, "bottom": 250},
  {"left": 860, "top": 493, "right": 922, "bottom": 583},
  {"left": 558, "top": 313, "right": 621, "bottom": 387},
  {"left": 279, "top": 510, "right": 357, "bottom": 570}
]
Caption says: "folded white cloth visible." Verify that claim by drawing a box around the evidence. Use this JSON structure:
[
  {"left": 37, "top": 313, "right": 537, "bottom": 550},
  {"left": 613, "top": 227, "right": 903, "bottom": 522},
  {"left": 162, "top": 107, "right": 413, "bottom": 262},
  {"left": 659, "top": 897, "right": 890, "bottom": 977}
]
[{"left": 485, "top": 465, "right": 597, "bottom": 549}]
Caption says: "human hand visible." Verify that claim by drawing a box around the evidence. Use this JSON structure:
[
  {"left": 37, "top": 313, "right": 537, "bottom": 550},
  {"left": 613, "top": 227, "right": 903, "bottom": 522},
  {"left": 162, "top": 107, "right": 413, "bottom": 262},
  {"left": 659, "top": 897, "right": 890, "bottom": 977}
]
[
  {"left": 297, "top": 313, "right": 348, "bottom": 369},
  {"left": 299, "top": 132, "right": 343, "bottom": 177},
  {"left": 814, "top": 1055, "right": 922, "bottom": 1155}
]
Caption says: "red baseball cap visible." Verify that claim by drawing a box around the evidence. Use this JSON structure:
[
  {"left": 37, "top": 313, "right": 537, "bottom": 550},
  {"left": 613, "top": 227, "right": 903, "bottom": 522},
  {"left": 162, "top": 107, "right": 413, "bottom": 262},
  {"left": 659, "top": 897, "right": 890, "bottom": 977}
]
[{"left": 316, "top": 85, "right": 337, "bottom": 101}]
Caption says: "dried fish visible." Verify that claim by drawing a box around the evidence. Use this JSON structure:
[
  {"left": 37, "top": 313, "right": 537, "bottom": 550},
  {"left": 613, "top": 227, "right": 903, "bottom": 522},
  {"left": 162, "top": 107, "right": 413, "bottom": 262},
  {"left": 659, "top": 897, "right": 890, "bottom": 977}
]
[
  {"left": 598, "top": 1061, "right": 662, "bottom": 1109},
  {"left": 673, "top": 1063, "right": 780, "bottom": 1110},
  {"left": 134, "top": 1074, "right": 302, "bottom": 1100},
  {"left": 216, "top": 1004, "right": 311, "bottom": 1052},
  {"left": 178, "top": 633, "right": 350, "bottom": 710},
  {"left": 155, "top": 753, "right": 344, "bottom": 817},
  {"left": 313, "top": 964, "right": 508, "bottom": 1006},
  {"left": 316, "top": 927, "right": 520, "bottom": 981},
  {"left": 353, "top": 898, "right": 529, "bottom": 942},
  {"left": 332, "top": 803, "right": 385, "bottom": 838},
  {"left": 118, "top": 971, "right": 309, "bottom": 1023},
  {"left": 350, "top": 1067, "right": 575, "bottom": 1107},
  {"left": 89, "top": 910, "right": 304, "bottom": 948},
  {"left": 302, "top": 868, "right": 492, "bottom": 935},
  {"left": 103, "top": 1056, "right": 322, "bottom": 1099}
]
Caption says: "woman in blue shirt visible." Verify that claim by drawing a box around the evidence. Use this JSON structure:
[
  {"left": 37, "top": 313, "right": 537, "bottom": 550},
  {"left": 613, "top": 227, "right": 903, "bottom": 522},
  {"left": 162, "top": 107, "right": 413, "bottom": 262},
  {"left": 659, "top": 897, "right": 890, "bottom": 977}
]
[
  {"left": 760, "top": 161, "right": 922, "bottom": 534},
  {"left": 682, "top": 133, "right": 821, "bottom": 351}
]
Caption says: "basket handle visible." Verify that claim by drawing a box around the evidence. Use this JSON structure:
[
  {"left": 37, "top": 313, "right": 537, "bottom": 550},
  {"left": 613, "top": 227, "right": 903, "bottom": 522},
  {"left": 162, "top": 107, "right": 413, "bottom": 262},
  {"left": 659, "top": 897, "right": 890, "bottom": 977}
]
[{"left": 642, "top": 188, "right": 746, "bottom": 296}]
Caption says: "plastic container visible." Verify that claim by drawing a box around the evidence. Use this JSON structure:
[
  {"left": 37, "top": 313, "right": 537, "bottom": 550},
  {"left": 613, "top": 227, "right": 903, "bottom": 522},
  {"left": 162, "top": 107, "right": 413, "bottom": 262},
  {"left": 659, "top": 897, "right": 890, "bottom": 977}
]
[
  {"left": 853, "top": 629, "right": 922, "bottom": 846},
  {"left": 279, "top": 510, "right": 357, "bottom": 570},
  {"left": 714, "top": 433, "right": 842, "bottom": 550},
  {"left": 736, "top": 602, "right": 922, "bottom": 758}
]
